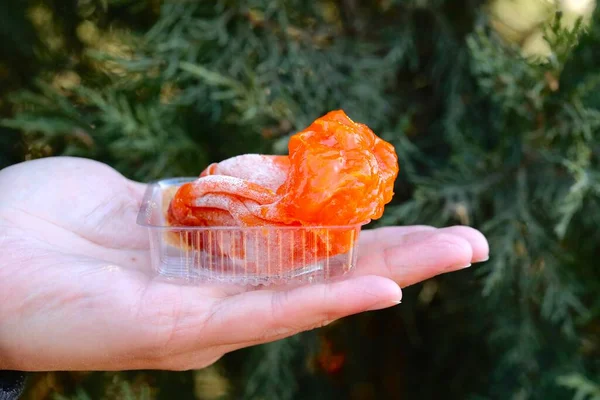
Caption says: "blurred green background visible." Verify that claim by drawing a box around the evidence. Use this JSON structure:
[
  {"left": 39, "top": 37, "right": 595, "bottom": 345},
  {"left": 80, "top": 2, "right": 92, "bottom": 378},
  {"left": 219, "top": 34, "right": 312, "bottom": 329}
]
[{"left": 1, "top": 0, "right": 600, "bottom": 399}]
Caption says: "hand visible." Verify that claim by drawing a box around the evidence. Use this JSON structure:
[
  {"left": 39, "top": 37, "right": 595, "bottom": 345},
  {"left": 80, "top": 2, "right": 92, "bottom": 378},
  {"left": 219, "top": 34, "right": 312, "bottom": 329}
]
[{"left": 0, "top": 157, "right": 488, "bottom": 371}]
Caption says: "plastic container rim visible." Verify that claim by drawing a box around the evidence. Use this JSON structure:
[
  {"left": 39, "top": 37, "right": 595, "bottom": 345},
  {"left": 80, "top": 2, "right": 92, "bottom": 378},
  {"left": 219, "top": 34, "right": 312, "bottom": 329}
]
[{"left": 136, "top": 176, "right": 369, "bottom": 231}]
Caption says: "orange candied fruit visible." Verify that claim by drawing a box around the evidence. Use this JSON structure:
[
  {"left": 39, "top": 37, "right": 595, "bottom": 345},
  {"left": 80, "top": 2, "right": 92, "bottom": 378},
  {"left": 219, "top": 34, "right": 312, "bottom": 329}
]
[
  {"left": 165, "top": 110, "right": 399, "bottom": 267},
  {"left": 265, "top": 110, "right": 398, "bottom": 226}
]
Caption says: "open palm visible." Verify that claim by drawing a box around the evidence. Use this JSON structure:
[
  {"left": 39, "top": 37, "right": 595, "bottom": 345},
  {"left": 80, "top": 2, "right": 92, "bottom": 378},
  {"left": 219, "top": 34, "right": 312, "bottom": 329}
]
[{"left": 0, "top": 157, "right": 488, "bottom": 371}]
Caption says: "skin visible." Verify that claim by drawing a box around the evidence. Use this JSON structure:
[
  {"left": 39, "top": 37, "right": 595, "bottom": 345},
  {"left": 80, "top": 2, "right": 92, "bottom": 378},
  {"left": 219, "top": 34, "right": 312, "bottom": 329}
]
[{"left": 0, "top": 157, "right": 489, "bottom": 372}]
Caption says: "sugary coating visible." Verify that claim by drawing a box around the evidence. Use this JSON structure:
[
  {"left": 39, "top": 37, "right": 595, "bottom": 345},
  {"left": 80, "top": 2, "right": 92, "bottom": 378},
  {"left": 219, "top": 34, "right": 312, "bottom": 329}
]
[
  {"left": 200, "top": 154, "right": 290, "bottom": 192},
  {"left": 166, "top": 110, "right": 398, "bottom": 270},
  {"left": 167, "top": 174, "right": 278, "bottom": 226}
]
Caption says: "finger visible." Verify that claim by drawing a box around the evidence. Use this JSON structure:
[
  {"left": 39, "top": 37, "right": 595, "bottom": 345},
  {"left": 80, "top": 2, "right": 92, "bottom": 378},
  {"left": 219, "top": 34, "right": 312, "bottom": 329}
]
[
  {"left": 197, "top": 275, "right": 401, "bottom": 349},
  {"left": 355, "top": 230, "right": 474, "bottom": 287},
  {"left": 359, "top": 225, "right": 489, "bottom": 260},
  {"left": 359, "top": 225, "right": 490, "bottom": 265},
  {"left": 433, "top": 226, "right": 489, "bottom": 262},
  {"left": 359, "top": 225, "right": 437, "bottom": 254}
]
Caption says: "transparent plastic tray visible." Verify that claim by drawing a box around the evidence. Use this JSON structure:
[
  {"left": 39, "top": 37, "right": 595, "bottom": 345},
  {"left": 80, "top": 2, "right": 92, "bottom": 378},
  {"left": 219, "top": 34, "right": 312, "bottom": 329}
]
[{"left": 137, "top": 178, "right": 362, "bottom": 285}]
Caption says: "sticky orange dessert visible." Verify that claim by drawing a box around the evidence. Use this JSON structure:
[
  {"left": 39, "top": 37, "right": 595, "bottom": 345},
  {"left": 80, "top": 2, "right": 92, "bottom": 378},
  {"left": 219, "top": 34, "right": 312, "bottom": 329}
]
[{"left": 166, "top": 110, "right": 398, "bottom": 272}]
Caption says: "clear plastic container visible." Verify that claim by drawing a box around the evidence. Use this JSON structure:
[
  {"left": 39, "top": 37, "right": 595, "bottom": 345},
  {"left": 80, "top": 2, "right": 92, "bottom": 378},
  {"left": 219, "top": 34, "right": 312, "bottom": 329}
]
[{"left": 137, "top": 178, "right": 363, "bottom": 286}]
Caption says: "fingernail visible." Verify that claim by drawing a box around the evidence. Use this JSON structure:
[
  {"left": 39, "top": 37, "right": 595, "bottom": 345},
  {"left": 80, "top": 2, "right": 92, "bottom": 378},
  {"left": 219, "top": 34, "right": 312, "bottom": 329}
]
[
  {"left": 449, "top": 263, "right": 471, "bottom": 271},
  {"left": 367, "top": 299, "right": 401, "bottom": 311},
  {"left": 474, "top": 255, "right": 489, "bottom": 263}
]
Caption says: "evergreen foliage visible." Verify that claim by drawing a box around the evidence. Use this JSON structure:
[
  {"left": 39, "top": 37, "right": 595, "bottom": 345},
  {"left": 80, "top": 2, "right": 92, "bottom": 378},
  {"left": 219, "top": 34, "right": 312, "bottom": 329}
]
[{"left": 1, "top": 0, "right": 599, "bottom": 399}]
